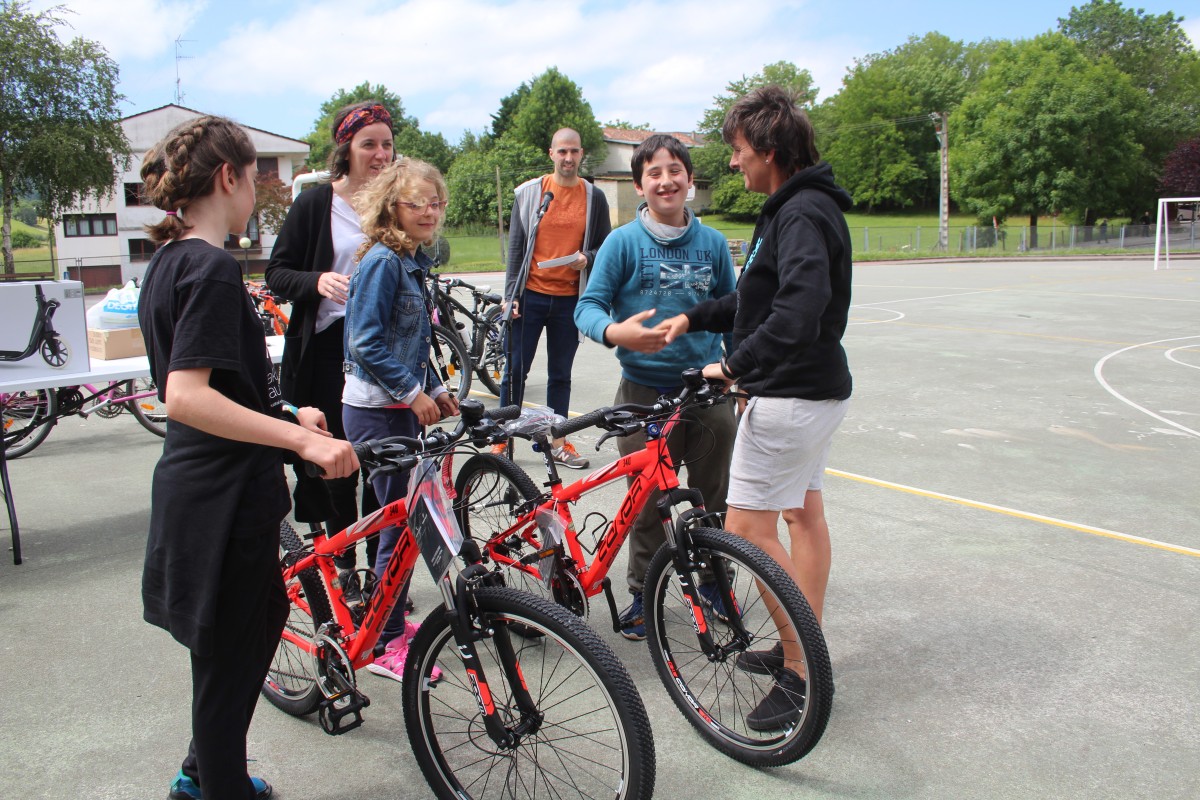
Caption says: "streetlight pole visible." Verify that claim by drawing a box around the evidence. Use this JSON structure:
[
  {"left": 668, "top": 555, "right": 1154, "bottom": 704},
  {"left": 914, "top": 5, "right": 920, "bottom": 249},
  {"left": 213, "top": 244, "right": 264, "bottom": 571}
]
[{"left": 238, "top": 235, "right": 251, "bottom": 281}]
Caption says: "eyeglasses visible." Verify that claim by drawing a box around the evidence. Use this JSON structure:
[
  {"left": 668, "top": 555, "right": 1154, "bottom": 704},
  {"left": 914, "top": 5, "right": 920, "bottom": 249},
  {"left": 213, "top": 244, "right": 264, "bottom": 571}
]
[{"left": 398, "top": 200, "right": 448, "bottom": 214}]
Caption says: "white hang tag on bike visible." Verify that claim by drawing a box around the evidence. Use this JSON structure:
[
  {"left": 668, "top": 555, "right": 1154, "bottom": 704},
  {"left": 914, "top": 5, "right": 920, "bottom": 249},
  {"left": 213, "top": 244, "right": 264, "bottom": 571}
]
[
  {"left": 406, "top": 459, "right": 464, "bottom": 580},
  {"left": 534, "top": 509, "right": 566, "bottom": 588}
]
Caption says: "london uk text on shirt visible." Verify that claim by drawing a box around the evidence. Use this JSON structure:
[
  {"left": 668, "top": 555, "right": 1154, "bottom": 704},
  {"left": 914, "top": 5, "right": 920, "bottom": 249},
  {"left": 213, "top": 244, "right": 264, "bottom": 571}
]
[{"left": 636, "top": 245, "right": 716, "bottom": 295}]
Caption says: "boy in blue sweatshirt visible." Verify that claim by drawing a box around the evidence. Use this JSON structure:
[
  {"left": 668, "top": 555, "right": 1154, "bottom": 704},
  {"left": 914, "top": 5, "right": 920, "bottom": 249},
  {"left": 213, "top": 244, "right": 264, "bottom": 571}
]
[{"left": 575, "top": 134, "right": 736, "bottom": 640}]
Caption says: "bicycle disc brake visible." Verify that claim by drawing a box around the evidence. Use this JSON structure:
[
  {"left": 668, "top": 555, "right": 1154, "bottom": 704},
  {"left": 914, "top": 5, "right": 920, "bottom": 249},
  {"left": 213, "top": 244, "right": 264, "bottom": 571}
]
[{"left": 314, "top": 631, "right": 370, "bottom": 735}]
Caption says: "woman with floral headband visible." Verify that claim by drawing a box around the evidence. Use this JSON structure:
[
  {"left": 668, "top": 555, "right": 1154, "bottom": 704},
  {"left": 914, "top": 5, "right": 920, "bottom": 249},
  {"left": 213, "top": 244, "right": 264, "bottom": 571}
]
[{"left": 266, "top": 101, "right": 394, "bottom": 605}]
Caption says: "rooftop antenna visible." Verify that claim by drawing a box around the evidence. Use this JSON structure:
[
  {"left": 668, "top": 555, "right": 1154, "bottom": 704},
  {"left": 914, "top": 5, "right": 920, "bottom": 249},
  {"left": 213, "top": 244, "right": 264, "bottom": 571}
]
[{"left": 174, "top": 35, "right": 194, "bottom": 105}]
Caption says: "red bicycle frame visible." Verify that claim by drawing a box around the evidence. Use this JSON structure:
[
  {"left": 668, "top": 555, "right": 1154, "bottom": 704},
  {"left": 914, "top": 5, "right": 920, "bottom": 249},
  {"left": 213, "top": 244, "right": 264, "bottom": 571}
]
[
  {"left": 282, "top": 498, "right": 420, "bottom": 673},
  {"left": 484, "top": 402, "right": 717, "bottom": 603}
]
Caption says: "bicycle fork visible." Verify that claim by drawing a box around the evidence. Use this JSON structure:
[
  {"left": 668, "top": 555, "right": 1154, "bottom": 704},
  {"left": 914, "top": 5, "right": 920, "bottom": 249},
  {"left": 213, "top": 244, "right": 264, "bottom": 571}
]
[
  {"left": 657, "top": 489, "right": 753, "bottom": 660},
  {"left": 444, "top": 545, "right": 544, "bottom": 749}
]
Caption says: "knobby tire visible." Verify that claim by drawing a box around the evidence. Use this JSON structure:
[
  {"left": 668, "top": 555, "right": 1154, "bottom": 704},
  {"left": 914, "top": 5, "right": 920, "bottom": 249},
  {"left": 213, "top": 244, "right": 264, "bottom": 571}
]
[
  {"left": 644, "top": 527, "right": 833, "bottom": 766},
  {"left": 403, "top": 587, "right": 655, "bottom": 800}
]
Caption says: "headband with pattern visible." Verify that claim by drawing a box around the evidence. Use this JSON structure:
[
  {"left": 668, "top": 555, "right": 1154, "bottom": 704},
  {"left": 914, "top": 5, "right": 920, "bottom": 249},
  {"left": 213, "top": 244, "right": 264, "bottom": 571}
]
[{"left": 334, "top": 104, "right": 393, "bottom": 145}]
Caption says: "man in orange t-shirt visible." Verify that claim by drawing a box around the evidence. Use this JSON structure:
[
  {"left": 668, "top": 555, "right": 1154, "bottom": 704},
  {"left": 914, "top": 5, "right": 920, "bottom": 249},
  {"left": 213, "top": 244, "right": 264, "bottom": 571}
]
[{"left": 501, "top": 128, "right": 611, "bottom": 468}]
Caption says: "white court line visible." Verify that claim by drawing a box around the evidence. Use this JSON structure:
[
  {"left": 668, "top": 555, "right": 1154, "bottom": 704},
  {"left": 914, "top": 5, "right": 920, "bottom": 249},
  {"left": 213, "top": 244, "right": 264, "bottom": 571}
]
[
  {"left": 1165, "top": 345, "right": 1200, "bottom": 369},
  {"left": 828, "top": 468, "right": 1200, "bottom": 558},
  {"left": 849, "top": 289, "right": 997, "bottom": 325},
  {"left": 1093, "top": 335, "right": 1200, "bottom": 439},
  {"left": 853, "top": 289, "right": 994, "bottom": 308},
  {"left": 849, "top": 308, "right": 905, "bottom": 325}
]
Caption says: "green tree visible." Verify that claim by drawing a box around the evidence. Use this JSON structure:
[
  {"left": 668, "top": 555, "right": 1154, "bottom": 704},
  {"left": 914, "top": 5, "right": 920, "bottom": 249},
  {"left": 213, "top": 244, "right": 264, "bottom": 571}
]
[
  {"left": 606, "top": 120, "right": 651, "bottom": 131},
  {"left": 489, "top": 82, "right": 530, "bottom": 141},
  {"left": 1059, "top": 0, "right": 1200, "bottom": 213},
  {"left": 693, "top": 62, "right": 816, "bottom": 219},
  {"left": 394, "top": 127, "right": 455, "bottom": 174},
  {"left": 819, "top": 34, "right": 991, "bottom": 212},
  {"left": 445, "top": 138, "right": 544, "bottom": 228},
  {"left": 0, "top": 2, "right": 129, "bottom": 274},
  {"left": 951, "top": 34, "right": 1144, "bottom": 247},
  {"left": 508, "top": 68, "right": 605, "bottom": 165},
  {"left": 303, "top": 81, "right": 417, "bottom": 171}
]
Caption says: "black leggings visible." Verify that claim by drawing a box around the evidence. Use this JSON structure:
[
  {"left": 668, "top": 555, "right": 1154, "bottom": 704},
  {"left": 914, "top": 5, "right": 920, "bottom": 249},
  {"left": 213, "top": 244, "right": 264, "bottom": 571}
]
[
  {"left": 180, "top": 521, "right": 288, "bottom": 799},
  {"left": 303, "top": 320, "right": 380, "bottom": 569}
]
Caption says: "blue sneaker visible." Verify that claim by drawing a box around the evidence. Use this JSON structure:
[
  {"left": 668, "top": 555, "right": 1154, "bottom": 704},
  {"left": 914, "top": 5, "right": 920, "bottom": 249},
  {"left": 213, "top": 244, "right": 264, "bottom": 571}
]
[
  {"left": 618, "top": 592, "right": 646, "bottom": 641},
  {"left": 697, "top": 581, "right": 738, "bottom": 623},
  {"left": 169, "top": 769, "right": 273, "bottom": 799}
]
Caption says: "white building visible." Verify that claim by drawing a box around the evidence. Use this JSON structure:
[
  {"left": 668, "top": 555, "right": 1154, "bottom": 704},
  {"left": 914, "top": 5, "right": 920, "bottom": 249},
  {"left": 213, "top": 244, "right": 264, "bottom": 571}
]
[{"left": 54, "top": 104, "right": 309, "bottom": 288}]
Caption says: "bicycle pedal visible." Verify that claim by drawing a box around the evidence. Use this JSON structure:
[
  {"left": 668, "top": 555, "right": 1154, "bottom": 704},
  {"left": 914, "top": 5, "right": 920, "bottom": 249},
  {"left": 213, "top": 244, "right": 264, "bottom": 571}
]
[{"left": 317, "top": 690, "right": 371, "bottom": 736}]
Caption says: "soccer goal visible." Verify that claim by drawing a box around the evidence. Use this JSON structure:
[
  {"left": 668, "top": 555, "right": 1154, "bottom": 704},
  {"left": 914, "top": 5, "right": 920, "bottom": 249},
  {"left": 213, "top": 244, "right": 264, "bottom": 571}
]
[{"left": 1154, "top": 196, "right": 1200, "bottom": 270}]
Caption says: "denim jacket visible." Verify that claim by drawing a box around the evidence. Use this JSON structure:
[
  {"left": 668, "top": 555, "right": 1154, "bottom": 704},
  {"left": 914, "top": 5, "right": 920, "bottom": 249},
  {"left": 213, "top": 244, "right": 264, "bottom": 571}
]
[{"left": 342, "top": 242, "right": 441, "bottom": 401}]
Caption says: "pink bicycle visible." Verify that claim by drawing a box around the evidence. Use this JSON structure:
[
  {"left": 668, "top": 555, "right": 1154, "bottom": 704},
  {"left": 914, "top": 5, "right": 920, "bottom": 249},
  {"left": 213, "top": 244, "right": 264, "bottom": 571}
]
[{"left": 1, "top": 378, "right": 166, "bottom": 458}]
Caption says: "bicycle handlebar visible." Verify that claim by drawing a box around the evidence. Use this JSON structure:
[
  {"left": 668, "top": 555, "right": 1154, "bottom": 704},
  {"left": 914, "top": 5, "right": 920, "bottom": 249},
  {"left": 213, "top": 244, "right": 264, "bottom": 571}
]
[
  {"left": 351, "top": 401, "right": 522, "bottom": 472},
  {"left": 549, "top": 369, "right": 727, "bottom": 440}
]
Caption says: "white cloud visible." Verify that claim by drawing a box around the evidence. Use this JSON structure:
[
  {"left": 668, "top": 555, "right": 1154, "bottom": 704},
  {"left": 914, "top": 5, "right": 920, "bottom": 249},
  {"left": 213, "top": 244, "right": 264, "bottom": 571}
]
[
  {"left": 174, "top": 0, "right": 860, "bottom": 137},
  {"left": 28, "top": 0, "right": 206, "bottom": 60}
]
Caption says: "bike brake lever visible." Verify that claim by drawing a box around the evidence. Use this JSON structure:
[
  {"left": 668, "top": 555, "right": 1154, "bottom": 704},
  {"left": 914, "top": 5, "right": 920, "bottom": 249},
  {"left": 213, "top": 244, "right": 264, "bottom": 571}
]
[{"left": 595, "top": 422, "right": 641, "bottom": 449}]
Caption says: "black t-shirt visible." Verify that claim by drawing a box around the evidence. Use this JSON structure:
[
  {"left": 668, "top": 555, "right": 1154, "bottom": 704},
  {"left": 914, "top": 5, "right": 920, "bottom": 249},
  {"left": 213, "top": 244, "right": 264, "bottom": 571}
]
[{"left": 138, "top": 238, "right": 290, "bottom": 655}]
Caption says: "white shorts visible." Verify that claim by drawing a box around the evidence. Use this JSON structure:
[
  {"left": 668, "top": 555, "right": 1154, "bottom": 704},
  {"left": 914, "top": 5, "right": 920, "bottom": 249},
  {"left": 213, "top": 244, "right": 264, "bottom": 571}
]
[{"left": 726, "top": 396, "right": 849, "bottom": 511}]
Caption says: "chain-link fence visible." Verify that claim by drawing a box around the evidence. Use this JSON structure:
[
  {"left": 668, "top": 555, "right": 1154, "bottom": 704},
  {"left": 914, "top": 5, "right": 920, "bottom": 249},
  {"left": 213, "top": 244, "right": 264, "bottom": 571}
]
[{"left": 7, "top": 220, "right": 1198, "bottom": 284}]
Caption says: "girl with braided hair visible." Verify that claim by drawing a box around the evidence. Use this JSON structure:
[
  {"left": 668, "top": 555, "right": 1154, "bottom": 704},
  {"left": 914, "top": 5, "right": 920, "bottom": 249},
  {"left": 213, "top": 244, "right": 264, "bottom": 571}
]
[{"left": 138, "top": 114, "right": 358, "bottom": 800}]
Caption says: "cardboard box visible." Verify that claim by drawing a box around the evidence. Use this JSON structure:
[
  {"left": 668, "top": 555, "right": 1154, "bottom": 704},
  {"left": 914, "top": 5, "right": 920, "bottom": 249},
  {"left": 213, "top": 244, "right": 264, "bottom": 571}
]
[{"left": 87, "top": 326, "right": 146, "bottom": 360}]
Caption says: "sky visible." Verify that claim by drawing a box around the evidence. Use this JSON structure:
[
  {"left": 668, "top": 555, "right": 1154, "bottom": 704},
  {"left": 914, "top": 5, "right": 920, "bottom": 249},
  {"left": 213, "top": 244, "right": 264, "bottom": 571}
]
[{"left": 31, "top": 0, "right": 1200, "bottom": 146}]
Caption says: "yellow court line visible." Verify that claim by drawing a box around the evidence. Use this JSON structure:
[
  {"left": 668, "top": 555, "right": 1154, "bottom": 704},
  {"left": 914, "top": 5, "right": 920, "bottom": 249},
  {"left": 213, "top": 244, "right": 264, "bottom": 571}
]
[{"left": 827, "top": 468, "right": 1200, "bottom": 558}]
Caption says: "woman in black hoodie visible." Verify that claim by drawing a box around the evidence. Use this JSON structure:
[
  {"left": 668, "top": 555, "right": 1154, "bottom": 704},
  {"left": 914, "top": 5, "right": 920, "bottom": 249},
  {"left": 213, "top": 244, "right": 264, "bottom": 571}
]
[{"left": 662, "top": 85, "right": 853, "bottom": 730}]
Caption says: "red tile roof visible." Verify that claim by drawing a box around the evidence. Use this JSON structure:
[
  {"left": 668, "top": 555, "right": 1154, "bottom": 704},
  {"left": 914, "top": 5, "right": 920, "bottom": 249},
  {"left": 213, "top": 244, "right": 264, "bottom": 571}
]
[{"left": 602, "top": 127, "right": 705, "bottom": 147}]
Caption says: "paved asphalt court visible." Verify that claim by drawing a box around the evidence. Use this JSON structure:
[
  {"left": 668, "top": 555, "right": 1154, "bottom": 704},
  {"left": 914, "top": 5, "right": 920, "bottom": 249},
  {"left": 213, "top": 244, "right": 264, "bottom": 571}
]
[{"left": 2, "top": 257, "right": 1198, "bottom": 799}]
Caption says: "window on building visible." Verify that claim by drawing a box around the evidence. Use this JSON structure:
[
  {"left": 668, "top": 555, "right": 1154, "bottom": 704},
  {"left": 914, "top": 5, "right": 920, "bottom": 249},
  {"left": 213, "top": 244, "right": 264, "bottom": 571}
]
[
  {"left": 128, "top": 238, "right": 156, "bottom": 262},
  {"left": 124, "top": 183, "right": 146, "bottom": 206},
  {"left": 257, "top": 157, "right": 279, "bottom": 178},
  {"left": 63, "top": 213, "right": 117, "bottom": 237},
  {"left": 224, "top": 216, "right": 261, "bottom": 250}
]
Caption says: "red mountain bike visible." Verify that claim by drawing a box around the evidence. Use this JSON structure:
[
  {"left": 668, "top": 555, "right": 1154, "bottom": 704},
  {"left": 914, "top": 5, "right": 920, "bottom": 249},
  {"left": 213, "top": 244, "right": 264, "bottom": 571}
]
[
  {"left": 262, "top": 399, "right": 655, "bottom": 800},
  {"left": 452, "top": 370, "right": 834, "bottom": 766}
]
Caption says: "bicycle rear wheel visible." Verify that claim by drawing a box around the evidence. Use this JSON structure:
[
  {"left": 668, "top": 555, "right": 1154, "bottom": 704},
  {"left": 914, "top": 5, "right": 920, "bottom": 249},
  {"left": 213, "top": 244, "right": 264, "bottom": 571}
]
[
  {"left": 432, "top": 323, "right": 472, "bottom": 401},
  {"left": 471, "top": 305, "right": 505, "bottom": 396},
  {"left": 404, "top": 587, "right": 655, "bottom": 800},
  {"left": 644, "top": 527, "right": 833, "bottom": 766},
  {"left": 126, "top": 377, "right": 168, "bottom": 437},
  {"left": 262, "top": 520, "right": 331, "bottom": 716},
  {"left": 1, "top": 388, "right": 55, "bottom": 459}
]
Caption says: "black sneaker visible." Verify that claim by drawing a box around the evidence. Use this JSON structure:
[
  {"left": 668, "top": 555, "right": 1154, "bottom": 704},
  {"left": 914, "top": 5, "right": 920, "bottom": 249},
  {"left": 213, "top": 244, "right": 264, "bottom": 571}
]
[
  {"left": 736, "top": 641, "right": 784, "bottom": 675},
  {"left": 746, "top": 667, "right": 806, "bottom": 731}
]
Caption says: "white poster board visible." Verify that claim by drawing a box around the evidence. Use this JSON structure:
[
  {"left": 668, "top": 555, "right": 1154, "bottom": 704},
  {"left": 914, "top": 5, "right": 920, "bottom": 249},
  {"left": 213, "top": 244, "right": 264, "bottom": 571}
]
[{"left": 0, "top": 280, "right": 90, "bottom": 382}]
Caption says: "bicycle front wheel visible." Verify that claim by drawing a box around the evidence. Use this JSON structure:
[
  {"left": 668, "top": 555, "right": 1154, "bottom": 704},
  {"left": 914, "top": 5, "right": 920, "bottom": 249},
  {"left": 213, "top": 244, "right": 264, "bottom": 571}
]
[
  {"left": 1, "top": 388, "right": 56, "bottom": 459},
  {"left": 404, "top": 587, "right": 655, "bottom": 800},
  {"left": 644, "top": 527, "right": 833, "bottom": 766},
  {"left": 262, "top": 520, "right": 331, "bottom": 716},
  {"left": 454, "top": 453, "right": 582, "bottom": 609},
  {"left": 432, "top": 323, "right": 472, "bottom": 401},
  {"left": 471, "top": 305, "right": 505, "bottom": 396},
  {"left": 126, "top": 377, "right": 168, "bottom": 437}
]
